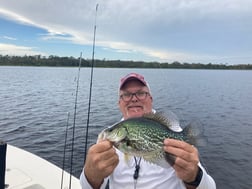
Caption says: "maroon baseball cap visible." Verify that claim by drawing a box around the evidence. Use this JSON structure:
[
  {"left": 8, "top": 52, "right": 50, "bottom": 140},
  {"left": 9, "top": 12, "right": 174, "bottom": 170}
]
[{"left": 119, "top": 73, "right": 149, "bottom": 90}]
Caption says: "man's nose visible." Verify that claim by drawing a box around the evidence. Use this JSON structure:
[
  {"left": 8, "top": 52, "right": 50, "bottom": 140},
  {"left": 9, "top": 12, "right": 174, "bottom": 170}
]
[{"left": 131, "top": 94, "right": 138, "bottom": 101}]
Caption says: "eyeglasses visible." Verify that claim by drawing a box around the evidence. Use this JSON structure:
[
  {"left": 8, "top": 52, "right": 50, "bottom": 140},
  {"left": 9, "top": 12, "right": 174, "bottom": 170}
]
[{"left": 120, "top": 91, "right": 150, "bottom": 102}]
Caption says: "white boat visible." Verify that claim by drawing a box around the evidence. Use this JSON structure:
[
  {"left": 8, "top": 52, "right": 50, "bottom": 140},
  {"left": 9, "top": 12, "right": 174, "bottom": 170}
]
[{"left": 4, "top": 144, "right": 81, "bottom": 189}]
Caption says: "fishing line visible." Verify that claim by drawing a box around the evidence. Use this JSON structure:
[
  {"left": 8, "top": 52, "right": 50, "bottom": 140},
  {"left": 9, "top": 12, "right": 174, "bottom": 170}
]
[
  {"left": 68, "top": 52, "right": 82, "bottom": 189},
  {"left": 61, "top": 112, "right": 70, "bottom": 189},
  {"left": 84, "top": 3, "right": 99, "bottom": 163}
]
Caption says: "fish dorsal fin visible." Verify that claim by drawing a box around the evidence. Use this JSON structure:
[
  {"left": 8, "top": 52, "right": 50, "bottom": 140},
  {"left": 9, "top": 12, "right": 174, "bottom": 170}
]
[{"left": 143, "top": 111, "right": 173, "bottom": 128}]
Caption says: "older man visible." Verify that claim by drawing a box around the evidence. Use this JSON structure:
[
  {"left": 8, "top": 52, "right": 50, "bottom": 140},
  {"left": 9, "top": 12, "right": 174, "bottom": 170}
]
[{"left": 80, "top": 73, "right": 216, "bottom": 189}]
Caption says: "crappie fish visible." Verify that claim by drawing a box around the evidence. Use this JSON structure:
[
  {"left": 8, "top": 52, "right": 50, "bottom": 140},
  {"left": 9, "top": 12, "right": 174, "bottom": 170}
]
[{"left": 98, "top": 112, "right": 201, "bottom": 168}]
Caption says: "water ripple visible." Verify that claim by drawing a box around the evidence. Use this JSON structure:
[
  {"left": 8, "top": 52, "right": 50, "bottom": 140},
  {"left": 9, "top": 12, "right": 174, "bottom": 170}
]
[{"left": 0, "top": 67, "right": 252, "bottom": 188}]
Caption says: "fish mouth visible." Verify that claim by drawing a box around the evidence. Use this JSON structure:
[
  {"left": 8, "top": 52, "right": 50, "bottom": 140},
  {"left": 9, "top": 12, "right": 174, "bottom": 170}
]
[
  {"left": 97, "top": 131, "right": 106, "bottom": 141},
  {"left": 99, "top": 129, "right": 125, "bottom": 143}
]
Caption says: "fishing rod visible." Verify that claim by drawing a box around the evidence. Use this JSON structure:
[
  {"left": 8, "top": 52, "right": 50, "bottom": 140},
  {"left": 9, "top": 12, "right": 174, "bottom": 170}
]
[
  {"left": 84, "top": 3, "right": 99, "bottom": 163},
  {"left": 61, "top": 112, "right": 70, "bottom": 189},
  {"left": 69, "top": 52, "right": 82, "bottom": 188},
  {"left": 60, "top": 53, "right": 82, "bottom": 189}
]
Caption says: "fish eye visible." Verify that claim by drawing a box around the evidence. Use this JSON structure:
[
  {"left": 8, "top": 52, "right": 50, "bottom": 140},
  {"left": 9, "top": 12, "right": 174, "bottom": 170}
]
[
  {"left": 107, "top": 128, "right": 113, "bottom": 132},
  {"left": 106, "top": 125, "right": 115, "bottom": 132}
]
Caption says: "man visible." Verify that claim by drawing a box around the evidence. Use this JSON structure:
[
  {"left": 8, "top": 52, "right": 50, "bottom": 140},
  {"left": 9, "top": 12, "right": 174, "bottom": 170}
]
[{"left": 80, "top": 73, "right": 216, "bottom": 189}]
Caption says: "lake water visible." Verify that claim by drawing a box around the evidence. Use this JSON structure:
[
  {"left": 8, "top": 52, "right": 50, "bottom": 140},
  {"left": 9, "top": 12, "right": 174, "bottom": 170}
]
[{"left": 0, "top": 66, "right": 252, "bottom": 188}]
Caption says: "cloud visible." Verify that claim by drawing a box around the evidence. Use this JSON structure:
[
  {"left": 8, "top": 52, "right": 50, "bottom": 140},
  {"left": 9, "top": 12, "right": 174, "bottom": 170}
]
[
  {"left": 3, "top": 36, "right": 17, "bottom": 40},
  {"left": 0, "top": 8, "right": 37, "bottom": 27},
  {"left": 99, "top": 40, "right": 194, "bottom": 62},
  {"left": 0, "top": 43, "right": 46, "bottom": 56},
  {"left": 0, "top": 0, "right": 252, "bottom": 63}
]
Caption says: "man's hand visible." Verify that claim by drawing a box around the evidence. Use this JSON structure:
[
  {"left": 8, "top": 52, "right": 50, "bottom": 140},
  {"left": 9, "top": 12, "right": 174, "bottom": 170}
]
[
  {"left": 163, "top": 139, "right": 199, "bottom": 184},
  {"left": 84, "top": 140, "right": 119, "bottom": 189}
]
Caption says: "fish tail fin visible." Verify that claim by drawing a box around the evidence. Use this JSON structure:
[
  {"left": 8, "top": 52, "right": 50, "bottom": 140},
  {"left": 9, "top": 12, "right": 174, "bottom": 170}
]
[{"left": 183, "top": 120, "right": 207, "bottom": 147}]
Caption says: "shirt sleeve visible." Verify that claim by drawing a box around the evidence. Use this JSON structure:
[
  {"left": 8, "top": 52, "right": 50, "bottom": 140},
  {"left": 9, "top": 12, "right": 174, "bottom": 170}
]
[
  {"left": 80, "top": 170, "right": 109, "bottom": 189},
  {"left": 197, "top": 163, "right": 216, "bottom": 189}
]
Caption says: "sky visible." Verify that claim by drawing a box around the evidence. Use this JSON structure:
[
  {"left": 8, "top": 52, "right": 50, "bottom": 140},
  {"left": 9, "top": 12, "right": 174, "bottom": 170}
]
[{"left": 0, "top": 0, "right": 252, "bottom": 65}]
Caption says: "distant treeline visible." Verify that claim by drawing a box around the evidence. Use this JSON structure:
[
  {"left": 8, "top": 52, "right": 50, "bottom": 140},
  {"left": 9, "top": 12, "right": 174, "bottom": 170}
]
[{"left": 0, "top": 55, "right": 252, "bottom": 69}]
